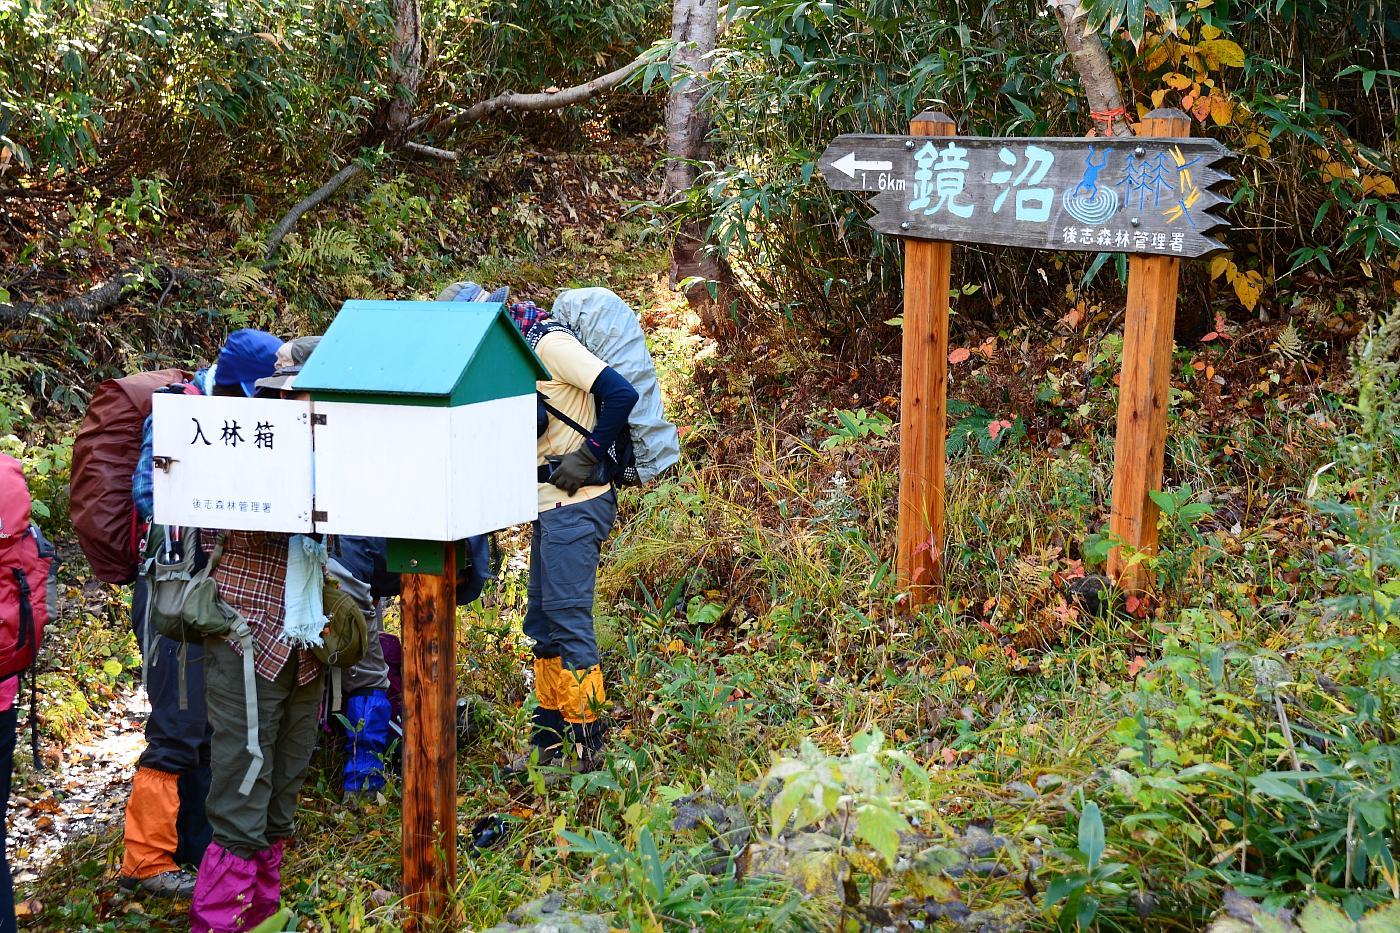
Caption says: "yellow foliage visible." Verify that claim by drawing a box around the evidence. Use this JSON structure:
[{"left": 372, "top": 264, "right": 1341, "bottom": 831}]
[
  {"left": 1164, "top": 72, "right": 1195, "bottom": 90},
  {"left": 1209, "top": 94, "right": 1234, "bottom": 126},
  {"left": 1362, "top": 175, "right": 1398, "bottom": 197},
  {"left": 1233, "top": 269, "right": 1265, "bottom": 311},
  {"left": 1209, "top": 255, "right": 1268, "bottom": 312},
  {"left": 1320, "top": 162, "right": 1351, "bottom": 183},
  {"left": 1198, "top": 38, "right": 1246, "bottom": 68}
]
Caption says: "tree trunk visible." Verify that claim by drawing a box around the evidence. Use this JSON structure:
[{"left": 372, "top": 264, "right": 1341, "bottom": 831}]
[
  {"left": 370, "top": 0, "right": 423, "bottom": 149},
  {"left": 664, "top": 0, "right": 738, "bottom": 337},
  {"left": 1050, "top": 0, "right": 1135, "bottom": 138}
]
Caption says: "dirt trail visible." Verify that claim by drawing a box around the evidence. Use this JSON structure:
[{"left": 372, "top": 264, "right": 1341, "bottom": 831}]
[{"left": 9, "top": 688, "right": 145, "bottom": 885}]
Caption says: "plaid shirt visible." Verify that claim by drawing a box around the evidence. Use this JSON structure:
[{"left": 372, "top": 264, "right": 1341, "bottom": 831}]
[{"left": 214, "top": 531, "right": 322, "bottom": 686}]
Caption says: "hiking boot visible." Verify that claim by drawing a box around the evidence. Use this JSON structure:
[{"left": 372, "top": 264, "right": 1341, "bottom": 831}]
[
  {"left": 120, "top": 869, "right": 198, "bottom": 899},
  {"left": 568, "top": 720, "right": 609, "bottom": 774},
  {"left": 504, "top": 706, "right": 565, "bottom": 776}
]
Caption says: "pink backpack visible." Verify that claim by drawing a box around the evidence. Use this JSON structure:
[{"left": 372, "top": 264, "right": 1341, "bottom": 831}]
[{"left": 0, "top": 454, "right": 57, "bottom": 690}]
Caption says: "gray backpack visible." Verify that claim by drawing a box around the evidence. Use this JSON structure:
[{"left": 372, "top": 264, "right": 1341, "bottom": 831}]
[
  {"left": 549, "top": 288, "right": 681, "bottom": 483},
  {"left": 139, "top": 526, "right": 262, "bottom": 795}
]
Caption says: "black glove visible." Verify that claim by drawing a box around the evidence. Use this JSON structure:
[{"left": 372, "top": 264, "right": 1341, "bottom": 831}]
[{"left": 549, "top": 444, "right": 599, "bottom": 495}]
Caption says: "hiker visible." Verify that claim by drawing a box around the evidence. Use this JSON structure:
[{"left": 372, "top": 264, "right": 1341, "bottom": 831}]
[
  {"left": 327, "top": 528, "right": 497, "bottom": 787},
  {"left": 187, "top": 358, "right": 340, "bottom": 932},
  {"left": 445, "top": 283, "right": 639, "bottom": 774},
  {"left": 325, "top": 535, "right": 396, "bottom": 797},
  {"left": 0, "top": 455, "right": 59, "bottom": 933},
  {"left": 120, "top": 328, "right": 281, "bottom": 898},
  {"left": 256, "top": 345, "right": 397, "bottom": 800}
]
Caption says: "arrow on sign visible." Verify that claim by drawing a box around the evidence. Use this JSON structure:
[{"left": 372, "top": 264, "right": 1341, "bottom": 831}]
[{"left": 830, "top": 152, "right": 894, "bottom": 178}]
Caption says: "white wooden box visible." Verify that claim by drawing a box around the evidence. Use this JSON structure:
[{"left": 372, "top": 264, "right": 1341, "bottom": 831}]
[{"left": 152, "top": 393, "right": 539, "bottom": 539}]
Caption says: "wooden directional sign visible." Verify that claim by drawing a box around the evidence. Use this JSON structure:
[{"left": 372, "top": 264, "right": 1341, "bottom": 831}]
[{"left": 819, "top": 134, "right": 1234, "bottom": 258}]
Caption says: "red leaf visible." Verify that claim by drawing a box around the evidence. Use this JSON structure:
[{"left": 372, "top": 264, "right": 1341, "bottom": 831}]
[
  {"left": 988, "top": 419, "right": 1013, "bottom": 439},
  {"left": 1127, "top": 655, "right": 1148, "bottom": 677},
  {"left": 948, "top": 347, "right": 971, "bottom": 364},
  {"left": 1125, "top": 594, "right": 1141, "bottom": 614},
  {"left": 1201, "top": 332, "right": 1219, "bottom": 342}
]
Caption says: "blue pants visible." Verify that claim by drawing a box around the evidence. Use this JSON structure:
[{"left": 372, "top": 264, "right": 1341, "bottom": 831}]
[
  {"left": 523, "top": 491, "right": 617, "bottom": 669},
  {"left": 131, "top": 577, "right": 213, "bottom": 865}
]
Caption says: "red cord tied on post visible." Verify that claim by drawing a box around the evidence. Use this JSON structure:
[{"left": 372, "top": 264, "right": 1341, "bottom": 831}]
[{"left": 1090, "top": 106, "right": 1128, "bottom": 135}]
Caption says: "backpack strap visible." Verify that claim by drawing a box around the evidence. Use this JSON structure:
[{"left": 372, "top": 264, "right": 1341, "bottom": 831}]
[
  {"left": 13, "top": 568, "right": 40, "bottom": 771},
  {"left": 232, "top": 616, "right": 262, "bottom": 796},
  {"left": 540, "top": 399, "right": 592, "bottom": 441}
]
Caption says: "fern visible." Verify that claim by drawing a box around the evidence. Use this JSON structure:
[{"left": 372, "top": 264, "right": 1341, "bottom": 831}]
[
  {"left": 220, "top": 262, "right": 268, "bottom": 296},
  {"left": 308, "top": 226, "right": 369, "bottom": 266},
  {"left": 1271, "top": 323, "right": 1306, "bottom": 362},
  {"left": 282, "top": 226, "right": 368, "bottom": 271}
]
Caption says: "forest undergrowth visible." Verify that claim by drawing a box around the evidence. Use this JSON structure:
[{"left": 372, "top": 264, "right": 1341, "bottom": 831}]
[{"left": 2, "top": 128, "right": 1398, "bottom": 932}]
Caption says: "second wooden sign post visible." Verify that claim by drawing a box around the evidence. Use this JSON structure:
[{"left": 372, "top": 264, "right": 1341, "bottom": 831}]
[{"left": 820, "top": 108, "right": 1234, "bottom": 601}]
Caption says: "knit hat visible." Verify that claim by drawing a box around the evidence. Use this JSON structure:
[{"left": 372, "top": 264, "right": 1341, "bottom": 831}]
[
  {"left": 214, "top": 329, "right": 282, "bottom": 398},
  {"left": 435, "top": 280, "right": 511, "bottom": 304},
  {"left": 505, "top": 301, "right": 550, "bottom": 337}
]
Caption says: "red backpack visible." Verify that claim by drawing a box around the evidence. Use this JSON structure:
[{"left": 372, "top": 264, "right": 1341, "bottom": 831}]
[
  {"left": 71, "top": 368, "right": 191, "bottom": 584},
  {"left": 0, "top": 455, "right": 58, "bottom": 767}
]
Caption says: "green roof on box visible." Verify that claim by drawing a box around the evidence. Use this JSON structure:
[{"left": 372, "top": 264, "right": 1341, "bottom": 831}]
[{"left": 295, "top": 300, "right": 548, "bottom": 406}]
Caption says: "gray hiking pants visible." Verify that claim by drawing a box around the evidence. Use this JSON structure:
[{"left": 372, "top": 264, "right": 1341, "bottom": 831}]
[{"left": 523, "top": 490, "right": 617, "bottom": 670}]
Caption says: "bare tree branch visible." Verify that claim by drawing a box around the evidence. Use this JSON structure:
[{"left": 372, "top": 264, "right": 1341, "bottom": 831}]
[
  {"left": 0, "top": 264, "right": 205, "bottom": 327},
  {"left": 415, "top": 53, "right": 649, "bottom": 139},
  {"left": 404, "top": 141, "right": 458, "bottom": 161},
  {"left": 1050, "top": 0, "right": 1135, "bottom": 137},
  {"left": 263, "top": 162, "right": 366, "bottom": 261}
]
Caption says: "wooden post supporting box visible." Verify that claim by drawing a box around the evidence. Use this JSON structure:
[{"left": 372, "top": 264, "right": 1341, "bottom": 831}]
[
  {"left": 296, "top": 300, "right": 548, "bottom": 928},
  {"left": 399, "top": 544, "right": 457, "bottom": 931}
]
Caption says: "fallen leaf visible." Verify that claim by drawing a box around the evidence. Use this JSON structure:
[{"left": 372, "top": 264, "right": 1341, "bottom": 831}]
[
  {"left": 1127, "top": 656, "right": 1148, "bottom": 677},
  {"left": 948, "top": 347, "right": 971, "bottom": 364}
]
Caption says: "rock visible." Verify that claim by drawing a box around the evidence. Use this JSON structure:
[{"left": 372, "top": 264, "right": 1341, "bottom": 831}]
[{"left": 483, "top": 894, "right": 610, "bottom": 933}]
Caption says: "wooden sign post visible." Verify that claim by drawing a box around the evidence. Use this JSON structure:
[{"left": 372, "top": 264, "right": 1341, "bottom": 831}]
[
  {"left": 819, "top": 108, "right": 1233, "bottom": 599},
  {"left": 400, "top": 543, "right": 459, "bottom": 931},
  {"left": 897, "top": 112, "right": 956, "bottom": 603}
]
